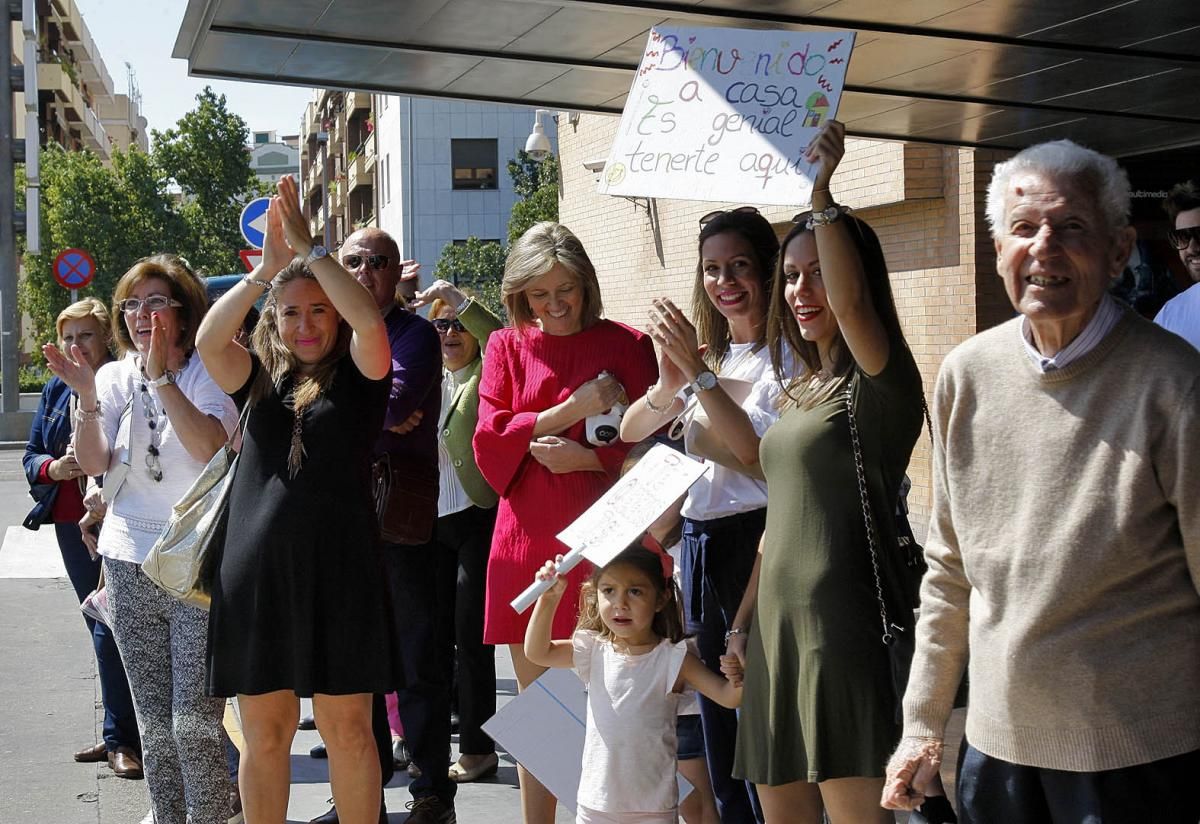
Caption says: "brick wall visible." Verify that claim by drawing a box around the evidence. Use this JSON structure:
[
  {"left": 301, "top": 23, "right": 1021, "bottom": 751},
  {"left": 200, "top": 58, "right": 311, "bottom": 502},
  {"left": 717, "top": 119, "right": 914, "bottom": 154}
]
[{"left": 558, "top": 113, "right": 1011, "bottom": 521}]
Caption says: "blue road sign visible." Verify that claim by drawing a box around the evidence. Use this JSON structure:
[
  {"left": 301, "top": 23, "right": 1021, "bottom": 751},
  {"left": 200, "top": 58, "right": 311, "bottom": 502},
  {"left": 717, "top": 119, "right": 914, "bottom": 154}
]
[
  {"left": 239, "top": 197, "right": 271, "bottom": 249},
  {"left": 53, "top": 248, "right": 95, "bottom": 290}
]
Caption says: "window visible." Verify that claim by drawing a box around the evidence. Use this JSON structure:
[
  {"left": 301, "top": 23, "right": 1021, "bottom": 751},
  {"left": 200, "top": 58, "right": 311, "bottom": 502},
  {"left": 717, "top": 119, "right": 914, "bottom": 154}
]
[
  {"left": 451, "top": 139, "right": 498, "bottom": 190},
  {"left": 384, "top": 154, "right": 391, "bottom": 204}
]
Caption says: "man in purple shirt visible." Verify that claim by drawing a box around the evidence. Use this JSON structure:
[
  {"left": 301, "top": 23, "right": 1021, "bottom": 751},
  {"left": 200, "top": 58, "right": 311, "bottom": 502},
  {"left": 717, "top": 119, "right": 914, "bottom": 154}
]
[{"left": 312, "top": 227, "right": 453, "bottom": 824}]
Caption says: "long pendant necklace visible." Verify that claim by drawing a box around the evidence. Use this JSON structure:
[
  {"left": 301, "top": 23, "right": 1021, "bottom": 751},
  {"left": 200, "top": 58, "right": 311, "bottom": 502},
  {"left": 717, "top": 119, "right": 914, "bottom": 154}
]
[{"left": 283, "top": 383, "right": 306, "bottom": 479}]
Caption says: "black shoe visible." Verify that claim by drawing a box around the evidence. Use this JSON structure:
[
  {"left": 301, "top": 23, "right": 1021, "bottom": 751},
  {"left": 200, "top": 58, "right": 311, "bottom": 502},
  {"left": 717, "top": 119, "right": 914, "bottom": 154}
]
[
  {"left": 309, "top": 800, "right": 387, "bottom": 824},
  {"left": 298, "top": 713, "right": 316, "bottom": 731},
  {"left": 909, "top": 795, "right": 957, "bottom": 824},
  {"left": 404, "top": 797, "right": 455, "bottom": 824},
  {"left": 310, "top": 742, "right": 327, "bottom": 759},
  {"left": 449, "top": 711, "right": 460, "bottom": 734}
]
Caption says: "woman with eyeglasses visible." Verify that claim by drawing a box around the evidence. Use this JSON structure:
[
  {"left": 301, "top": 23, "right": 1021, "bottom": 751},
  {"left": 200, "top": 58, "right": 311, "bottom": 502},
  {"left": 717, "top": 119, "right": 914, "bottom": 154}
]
[
  {"left": 197, "top": 178, "right": 399, "bottom": 824},
  {"left": 410, "top": 278, "right": 505, "bottom": 784},
  {"left": 24, "top": 298, "right": 142, "bottom": 778},
  {"left": 43, "top": 256, "right": 240, "bottom": 824},
  {"left": 620, "top": 206, "right": 788, "bottom": 824},
  {"left": 723, "top": 121, "right": 931, "bottom": 823}
]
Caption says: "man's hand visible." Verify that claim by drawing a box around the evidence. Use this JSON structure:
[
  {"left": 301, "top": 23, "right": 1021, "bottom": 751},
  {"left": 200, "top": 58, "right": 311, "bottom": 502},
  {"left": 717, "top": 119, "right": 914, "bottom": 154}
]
[
  {"left": 411, "top": 277, "right": 468, "bottom": 311},
  {"left": 389, "top": 409, "right": 424, "bottom": 435},
  {"left": 881, "top": 736, "right": 945, "bottom": 811}
]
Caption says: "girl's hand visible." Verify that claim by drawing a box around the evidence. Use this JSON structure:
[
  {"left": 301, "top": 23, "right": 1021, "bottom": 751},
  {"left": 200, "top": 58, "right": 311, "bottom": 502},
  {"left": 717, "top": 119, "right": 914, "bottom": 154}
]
[
  {"left": 719, "top": 653, "right": 744, "bottom": 687},
  {"left": 725, "top": 631, "right": 748, "bottom": 673},
  {"left": 275, "top": 175, "right": 314, "bottom": 259},
  {"left": 410, "top": 277, "right": 462, "bottom": 310},
  {"left": 530, "top": 436, "right": 598, "bottom": 474},
  {"left": 806, "top": 119, "right": 846, "bottom": 192},
  {"left": 258, "top": 195, "right": 294, "bottom": 279},
  {"left": 653, "top": 342, "right": 689, "bottom": 395},
  {"left": 43, "top": 343, "right": 98, "bottom": 399},
  {"left": 535, "top": 555, "right": 568, "bottom": 599},
  {"left": 649, "top": 298, "right": 704, "bottom": 381},
  {"left": 568, "top": 373, "right": 624, "bottom": 419}
]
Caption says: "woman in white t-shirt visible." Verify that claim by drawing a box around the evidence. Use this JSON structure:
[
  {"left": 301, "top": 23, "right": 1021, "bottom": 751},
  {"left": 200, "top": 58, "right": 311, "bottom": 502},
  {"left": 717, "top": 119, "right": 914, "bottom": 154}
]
[
  {"left": 44, "top": 255, "right": 239, "bottom": 824},
  {"left": 621, "top": 208, "right": 789, "bottom": 824}
]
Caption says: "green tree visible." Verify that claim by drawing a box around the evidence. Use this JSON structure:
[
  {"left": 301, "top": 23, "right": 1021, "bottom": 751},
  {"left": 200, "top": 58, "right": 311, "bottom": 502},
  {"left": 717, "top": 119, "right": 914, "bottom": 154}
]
[
  {"left": 506, "top": 150, "right": 559, "bottom": 246},
  {"left": 153, "top": 87, "right": 267, "bottom": 275},
  {"left": 432, "top": 238, "right": 507, "bottom": 319},
  {"left": 19, "top": 145, "right": 183, "bottom": 350}
]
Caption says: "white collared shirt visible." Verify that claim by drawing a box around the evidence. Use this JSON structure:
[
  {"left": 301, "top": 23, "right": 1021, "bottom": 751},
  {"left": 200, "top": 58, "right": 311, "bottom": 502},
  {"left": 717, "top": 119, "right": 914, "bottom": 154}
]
[
  {"left": 1020, "top": 294, "right": 1123, "bottom": 373},
  {"left": 436, "top": 363, "right": 474, "bottom": 517}
]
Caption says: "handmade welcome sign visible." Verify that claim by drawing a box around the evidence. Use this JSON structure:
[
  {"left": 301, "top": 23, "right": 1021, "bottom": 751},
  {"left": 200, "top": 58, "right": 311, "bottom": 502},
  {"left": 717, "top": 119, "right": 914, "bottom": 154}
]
[{"left": 598, "top": 25, "right": 856, "bottom": 206}]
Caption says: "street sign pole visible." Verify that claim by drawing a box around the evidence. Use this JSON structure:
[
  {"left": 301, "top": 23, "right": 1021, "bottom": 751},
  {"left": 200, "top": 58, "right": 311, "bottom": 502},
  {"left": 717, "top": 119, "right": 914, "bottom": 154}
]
[{"left": 70, "top": 288, "right": 77, "bottom": 302}]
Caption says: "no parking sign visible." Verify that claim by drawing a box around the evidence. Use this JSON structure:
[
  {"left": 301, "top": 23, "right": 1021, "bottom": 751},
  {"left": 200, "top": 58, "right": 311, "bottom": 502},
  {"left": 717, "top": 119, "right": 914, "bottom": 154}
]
[{"left": 53, "top": 248, "right": 95, "bottom": 290}]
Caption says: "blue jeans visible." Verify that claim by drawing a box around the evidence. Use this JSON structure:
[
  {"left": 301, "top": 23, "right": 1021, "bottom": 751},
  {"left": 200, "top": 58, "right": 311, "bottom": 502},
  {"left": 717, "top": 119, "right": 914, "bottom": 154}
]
[
  {"left": 681, "top": 511, "right": 765, "bottom": 824},
  {"left": 56, "top": 523, "right": 139, "bottom": 753}
]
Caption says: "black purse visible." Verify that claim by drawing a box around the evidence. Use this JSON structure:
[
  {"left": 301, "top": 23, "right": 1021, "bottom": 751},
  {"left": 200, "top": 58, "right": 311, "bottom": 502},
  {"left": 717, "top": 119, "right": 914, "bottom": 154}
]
[{"left": 844, "top": 381, "right": 931, "bottom": 723}]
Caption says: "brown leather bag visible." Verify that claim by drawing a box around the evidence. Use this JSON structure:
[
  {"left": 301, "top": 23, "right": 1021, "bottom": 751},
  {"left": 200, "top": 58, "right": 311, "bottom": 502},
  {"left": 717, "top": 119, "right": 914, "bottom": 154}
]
[{"left": 371, "top": 453, "right": 438, "bottom": 545}]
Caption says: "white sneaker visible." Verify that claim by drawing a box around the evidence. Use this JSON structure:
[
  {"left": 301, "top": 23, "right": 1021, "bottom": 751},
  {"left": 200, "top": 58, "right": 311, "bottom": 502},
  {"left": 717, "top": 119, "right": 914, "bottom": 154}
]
[{"left": 139, "top": 811, "right": 154, "bottom": 824}]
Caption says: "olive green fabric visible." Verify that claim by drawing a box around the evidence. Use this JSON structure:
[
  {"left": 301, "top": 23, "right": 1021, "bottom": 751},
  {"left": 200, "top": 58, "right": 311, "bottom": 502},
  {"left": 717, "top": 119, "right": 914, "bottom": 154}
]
[
  {"left": 443, "top": 299, "right": 503, "bottom": 509},
  {"left": 734, "top": 344, "right": 923, "bottom": 785}
]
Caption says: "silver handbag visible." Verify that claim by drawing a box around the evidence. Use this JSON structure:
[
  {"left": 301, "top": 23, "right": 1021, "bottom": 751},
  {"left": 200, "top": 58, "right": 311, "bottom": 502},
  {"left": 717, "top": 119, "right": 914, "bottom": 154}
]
[{"left": 141, "top": 407, "right": 248, "bottom": 610}]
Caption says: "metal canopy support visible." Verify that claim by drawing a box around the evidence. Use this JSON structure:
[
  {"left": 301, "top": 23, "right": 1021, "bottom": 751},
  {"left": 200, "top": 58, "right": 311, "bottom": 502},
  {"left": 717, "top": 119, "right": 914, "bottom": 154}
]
[{"left": 1, "top": 0, "right": 21, "bottom": 414}]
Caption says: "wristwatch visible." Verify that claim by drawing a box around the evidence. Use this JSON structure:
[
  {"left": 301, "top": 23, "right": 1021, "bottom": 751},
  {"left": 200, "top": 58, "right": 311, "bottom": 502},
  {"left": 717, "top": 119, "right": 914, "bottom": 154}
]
[
  {"left": 806, "top": 204, "right": 850, "bottom": 229},
  {"left": 303, "top": 244, "right": 329, "bottom": 267},
  {"left": 690, "top": 370, "right": 718, "bottom": 392},
  {"left": 148, "top": 370, "right": 176, "bottom": 388}
]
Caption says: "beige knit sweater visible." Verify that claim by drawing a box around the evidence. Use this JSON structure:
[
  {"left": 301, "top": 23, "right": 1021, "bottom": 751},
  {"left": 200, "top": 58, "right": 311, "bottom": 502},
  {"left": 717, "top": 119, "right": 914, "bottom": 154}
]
[{"left": 903, "top": 308, "right": 1200, "bottom": 772}]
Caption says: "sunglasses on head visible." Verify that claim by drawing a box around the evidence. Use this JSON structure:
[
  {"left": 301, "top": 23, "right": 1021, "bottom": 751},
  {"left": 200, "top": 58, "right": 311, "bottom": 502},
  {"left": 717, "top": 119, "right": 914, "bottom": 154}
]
[
  {"left": 341, "top": 253, "right": 390, "bottom": 271},
  {"left": 1166, "top": 226, "right": 1200, "bottom": 250},
  {"left": 698, "top": 206, "right": 760, "bottom": 228},
  {"left": 432, "top": 318, "right": 466, "bottom": 334}
]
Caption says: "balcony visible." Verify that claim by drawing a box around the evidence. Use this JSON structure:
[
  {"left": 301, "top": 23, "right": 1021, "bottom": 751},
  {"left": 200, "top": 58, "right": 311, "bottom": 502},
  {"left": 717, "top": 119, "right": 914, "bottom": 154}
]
[
  {"left": 50, "top": 0, "right": 82, "bottom": 41},
  {"left": 347, "top": 90, "right": 371, "bottom": 114},
  {"left": 39, "top": 62, "right": 85, "bottom": 123},
  {"left": 329, "top": 115, "right": 344, "bottom": 152},
  {"left": 304, "top": 102, "right": 318, "bottom": 138},
  {"left": 330, "top": 178, "right": 345, "bottom": 212},
  {"left": 361, "top": 132, "right": 376, "bottom": 173},
  {"left": 81, "top": 104, "right": 110, "bottom": 158},
  {"left": 71, "top": 17, "right": 115, "bottom": 100},
  {"left": 347, "top": 151, "right": 370, "bottom": 194}
]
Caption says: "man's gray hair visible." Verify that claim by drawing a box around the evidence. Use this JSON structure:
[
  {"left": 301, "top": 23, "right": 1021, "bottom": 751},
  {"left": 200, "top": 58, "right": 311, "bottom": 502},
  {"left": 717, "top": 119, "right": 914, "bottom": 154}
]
[{"left": 986, "top": 139, "right": 1131, "bottom": 238}]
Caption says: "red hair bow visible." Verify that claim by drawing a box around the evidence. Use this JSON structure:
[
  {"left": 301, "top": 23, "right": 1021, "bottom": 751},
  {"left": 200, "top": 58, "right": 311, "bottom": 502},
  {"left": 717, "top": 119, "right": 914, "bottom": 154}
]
[{"left": 640, "top": 533, "right": 674, "bottom": 581}]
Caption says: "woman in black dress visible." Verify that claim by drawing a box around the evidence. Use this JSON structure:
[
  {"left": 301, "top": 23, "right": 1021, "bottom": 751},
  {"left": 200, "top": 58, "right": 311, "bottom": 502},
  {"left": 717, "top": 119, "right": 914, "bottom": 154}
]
[{"left": 196, "top": 175, "right": 396, "bottom": 824}]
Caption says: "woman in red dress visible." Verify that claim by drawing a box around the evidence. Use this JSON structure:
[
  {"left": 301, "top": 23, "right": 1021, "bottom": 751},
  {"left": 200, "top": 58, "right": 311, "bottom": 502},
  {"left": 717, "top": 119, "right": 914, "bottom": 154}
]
[{"left": 473, "top": 221, "right": 658, "bottom": 822}]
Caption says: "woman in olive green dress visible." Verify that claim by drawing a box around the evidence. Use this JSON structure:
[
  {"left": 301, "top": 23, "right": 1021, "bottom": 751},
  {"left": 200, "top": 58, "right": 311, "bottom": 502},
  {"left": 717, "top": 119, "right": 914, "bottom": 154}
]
[{"left": 724, "top": 120, "right": 925, "bottom": 823}]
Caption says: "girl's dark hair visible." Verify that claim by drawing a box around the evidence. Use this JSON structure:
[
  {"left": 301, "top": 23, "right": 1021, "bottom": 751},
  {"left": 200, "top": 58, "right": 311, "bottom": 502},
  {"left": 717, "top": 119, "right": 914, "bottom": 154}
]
[
  {"left": 767, "top": 213, "right": 907, "bottom": 409},
  {"left": 577, "top": 544, "right": 685, "bottom": 644},
  {"left": 692, "top": 210, "right": 780, "bottom": 368},
  {"left": 249, "top": 259, "right": 351, "bottom": 411}
]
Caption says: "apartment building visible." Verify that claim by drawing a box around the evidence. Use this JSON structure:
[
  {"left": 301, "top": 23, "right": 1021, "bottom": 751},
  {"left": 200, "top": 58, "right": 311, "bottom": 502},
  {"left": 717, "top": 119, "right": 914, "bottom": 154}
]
[
  {"left": 299, "top": 90, "right": 553, "bottom": 276},
  {"left": 15, "top": 0, "right": 148, "bottom": 160},
  {"left": 249, "top": 129, "right": 300, "bottom": 186}
]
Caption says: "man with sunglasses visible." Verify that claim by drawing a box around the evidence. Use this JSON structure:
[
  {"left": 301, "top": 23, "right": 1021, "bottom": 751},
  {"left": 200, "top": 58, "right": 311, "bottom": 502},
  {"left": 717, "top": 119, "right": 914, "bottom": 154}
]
[
  {"left": 310, "top": 228, "right": 452, "bottom": 824},
  {"left": 1153, "top": 181, "right": 1200, "bottom": 350}
]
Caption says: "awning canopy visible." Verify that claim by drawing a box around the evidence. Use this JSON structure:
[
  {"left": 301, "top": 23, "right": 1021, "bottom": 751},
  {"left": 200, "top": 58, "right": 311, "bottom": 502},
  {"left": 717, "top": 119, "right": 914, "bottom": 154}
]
[{"left": 174, "top": 0, "right": 1200, "bottom": 157}]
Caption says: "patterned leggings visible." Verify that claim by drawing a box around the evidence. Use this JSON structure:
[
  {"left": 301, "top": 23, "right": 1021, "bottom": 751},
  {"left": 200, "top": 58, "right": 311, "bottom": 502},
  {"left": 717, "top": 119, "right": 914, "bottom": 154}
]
[{"left": 104, "top": 558, "right": 230, "bottom": 824}]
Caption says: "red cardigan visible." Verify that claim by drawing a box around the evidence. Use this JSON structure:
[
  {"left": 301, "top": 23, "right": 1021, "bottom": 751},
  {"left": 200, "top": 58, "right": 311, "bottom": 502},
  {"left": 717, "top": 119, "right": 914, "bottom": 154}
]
[{"left": 474, "top": 320, "right": 658, "bottom": 644}]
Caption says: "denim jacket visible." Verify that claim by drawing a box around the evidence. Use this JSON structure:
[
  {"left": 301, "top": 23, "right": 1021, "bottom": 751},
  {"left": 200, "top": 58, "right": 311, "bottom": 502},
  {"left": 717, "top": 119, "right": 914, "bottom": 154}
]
[{"left": 22, "top": 376, "right": 74, "bottom": 529}]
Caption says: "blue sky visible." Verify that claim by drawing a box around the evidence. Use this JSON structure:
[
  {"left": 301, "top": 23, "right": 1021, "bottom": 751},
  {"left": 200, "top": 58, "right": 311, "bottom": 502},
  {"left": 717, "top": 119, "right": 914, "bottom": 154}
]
[{"left": 74, "top": 0, "right": 314, "bottom": 140}]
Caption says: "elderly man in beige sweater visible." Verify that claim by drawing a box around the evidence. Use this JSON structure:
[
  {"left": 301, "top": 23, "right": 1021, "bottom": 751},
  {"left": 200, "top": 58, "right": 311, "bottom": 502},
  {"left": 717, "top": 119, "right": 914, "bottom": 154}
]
[{"left": 882, "top": 140, "right": 1200, "bottom": 823}]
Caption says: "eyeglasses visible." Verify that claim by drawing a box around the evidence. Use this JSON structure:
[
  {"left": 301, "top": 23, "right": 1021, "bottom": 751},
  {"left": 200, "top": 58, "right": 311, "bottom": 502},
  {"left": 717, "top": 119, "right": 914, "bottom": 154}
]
[
  {"left": 119, "top": 296, "right": 182, "bottom": 313},
  {"left": 1166, "top": 226, "right": 1200, "bottom": 250},
  {"left": 698, "top": 206, "right": 760, "bottom": 228},
  {"left": 432, "top": 318, "right": 466, "bottom": 334},
  {"left": 341, "top": 254, "right": 390, "bottom": 271}
]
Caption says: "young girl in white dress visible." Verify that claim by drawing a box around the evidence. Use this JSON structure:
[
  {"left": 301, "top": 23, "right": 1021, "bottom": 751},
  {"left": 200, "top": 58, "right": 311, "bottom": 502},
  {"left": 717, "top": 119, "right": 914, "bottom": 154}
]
[{"left": 525, "top": 540, "right": 743, "bottom": 823}]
